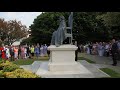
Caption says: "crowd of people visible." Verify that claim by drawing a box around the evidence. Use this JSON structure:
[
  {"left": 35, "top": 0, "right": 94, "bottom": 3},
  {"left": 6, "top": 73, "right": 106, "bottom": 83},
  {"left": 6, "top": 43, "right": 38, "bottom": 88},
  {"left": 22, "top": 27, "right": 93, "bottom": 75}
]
[
  {"left": 77, "top": 39, "right": 120, "bottom": 66},
  {"left": 1, "top": 39, "right": 120, "bottom": 66},
  {"left": 0, "top": 44, "right": 49, "bottom": 61}
]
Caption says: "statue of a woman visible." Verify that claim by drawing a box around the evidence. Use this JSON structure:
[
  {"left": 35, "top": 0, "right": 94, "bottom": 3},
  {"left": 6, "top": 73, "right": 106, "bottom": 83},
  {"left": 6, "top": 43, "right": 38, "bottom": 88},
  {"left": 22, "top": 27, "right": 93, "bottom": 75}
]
[{"left": 51, "top": 15, "right": 67, "bottom": 47}]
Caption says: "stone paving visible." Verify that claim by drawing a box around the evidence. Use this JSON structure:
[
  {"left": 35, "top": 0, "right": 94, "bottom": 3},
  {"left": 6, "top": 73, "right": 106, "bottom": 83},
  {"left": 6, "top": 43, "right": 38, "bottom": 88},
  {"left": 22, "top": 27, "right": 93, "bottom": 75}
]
[
  {"left": 78, "top": 53, "right": 120, "bottom": 74},
  {"left": 20, "top": 60, "right": 110, "bottom": 78},
  {"left": 78, "top": 60, "right": 110, "bottom": 78},
  {"left": 20, "top": 61, "right": 42, "bottom": 73},
  {"left": 20, "top": 52, "right": 120, "bottom": 78}
]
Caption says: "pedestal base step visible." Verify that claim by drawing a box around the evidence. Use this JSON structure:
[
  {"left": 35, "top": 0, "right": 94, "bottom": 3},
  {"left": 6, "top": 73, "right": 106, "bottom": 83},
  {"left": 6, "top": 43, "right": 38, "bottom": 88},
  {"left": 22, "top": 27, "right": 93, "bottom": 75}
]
[{"left": 36, "top": 61, "right": 94, "bottom": 78}]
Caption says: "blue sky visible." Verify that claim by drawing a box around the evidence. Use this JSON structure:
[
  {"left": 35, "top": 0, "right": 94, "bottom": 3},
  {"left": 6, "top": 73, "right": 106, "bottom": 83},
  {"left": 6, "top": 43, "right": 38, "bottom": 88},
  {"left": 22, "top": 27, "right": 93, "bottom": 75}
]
[{"left": 0, "top": 12, "right": 42, "bottom": 28}]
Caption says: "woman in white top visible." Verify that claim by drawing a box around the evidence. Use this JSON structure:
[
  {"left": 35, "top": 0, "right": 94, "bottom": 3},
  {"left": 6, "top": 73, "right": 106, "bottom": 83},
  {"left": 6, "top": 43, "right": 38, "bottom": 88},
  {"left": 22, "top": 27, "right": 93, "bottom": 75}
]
[
  {"left": 98, "top": 42, "right": 103, "bottom": 56},
  {"left": 24, "top": 47, "right": 27, "bottom": 59},
  {"left": 105, "top": 43, "right": 110, "bottom": 57},
  {"left": 5, "top": 46, "right": 10, "bottom": 59},
  {"left": 40, "top": 45, "right": 44, "bottom": 56},
  {"left": 86, "top": 45, "right": 90, "bottom": 54},
  {"left": 43, "top": 44, "right": 48, "bottom": 56}
]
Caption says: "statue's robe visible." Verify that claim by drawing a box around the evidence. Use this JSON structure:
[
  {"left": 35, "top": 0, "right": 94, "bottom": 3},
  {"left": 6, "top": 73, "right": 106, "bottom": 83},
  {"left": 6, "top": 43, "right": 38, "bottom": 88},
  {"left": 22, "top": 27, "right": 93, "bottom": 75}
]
[
  {"left": 51, "top": 31, "right": 57, "bottom": 45},
  {"left": 55, "top": 19, "right": 66, "bottom": 47},
  {"left": 51, "top": 16, "right": 67, "bottom": 47}
]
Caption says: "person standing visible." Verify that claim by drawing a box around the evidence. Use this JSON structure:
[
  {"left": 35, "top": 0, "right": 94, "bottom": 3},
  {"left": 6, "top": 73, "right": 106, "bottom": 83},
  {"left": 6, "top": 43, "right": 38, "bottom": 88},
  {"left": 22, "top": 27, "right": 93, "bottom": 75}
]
[
  {"left": 14, "top": 46, "right": 19, "bottom": 60},
  {"left": 105, "top": 42, "right": 110, "bottom": 57},
  {"left": 86, "top": 45, "right": 90, "bottom": 54},
  {"left": 24, "top": 47, "right": 27, "bottom": 59},
  {"left": 92, "top": 43, "right": 96, "bottom": 55},
  {"left": 0, "top": 46, "right": 3, "bottom": 60},
  {"left": 18, "top": 45, "right": 21, "bottom": 59},
  {"left": 9, "top": 46, "right": 14, "bottom": 61},
  {"left": 1, "top": 45, "right": 6, "bottom": 59},
  {"left": 26, "top": 45, "right": 30, "bottom": 58},
  {"left": 34, "top": 45, "right": 40, "bottom": 59},
  {"left": 98, "top": 42, "right": 103, "bottom": 56},
  {"left": 73, "top": 41, "right": 78, "bottom": 61},
  {"left": 101, "top": 42, "right": 105, "bottom": 56},
  {"left": 5, "top": 45, "right": 10, "bottom": 60},
  {"left": 30, "top": 45, "right": 34, "bottom": 59},
  {"left": 111, "top": 39, "right": 119, "bottom": 66},
  {"left": 47, "top": 44, "right": 50, "bottom": 57},
  {"left": 117, "top": 40, "right": 120, "bottom": 60},
  {"left": 21, "top": 46, "right": 25, "bottom": 59},
  {"left": 89, "top": 43, "right": 93, "bottom": 55},
  {"left": 43, "top": 44, "right": 48, "bottom": 56},
  {"left": 40, "top": 45, "right": 44, "bottom": 56}
]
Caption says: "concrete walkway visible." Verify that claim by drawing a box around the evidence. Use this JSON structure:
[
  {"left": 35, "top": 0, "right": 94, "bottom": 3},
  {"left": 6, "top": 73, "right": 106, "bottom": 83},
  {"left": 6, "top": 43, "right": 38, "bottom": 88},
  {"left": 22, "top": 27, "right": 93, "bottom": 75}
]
[
  {"left": 20, "top": 61, "right": 110, "bottom": 78},
  {"left": 78, "top": 53, "right": 120, "bottom": 74},
  {"left": 20, "top": 53, "right": 120, "bottom": 78}
]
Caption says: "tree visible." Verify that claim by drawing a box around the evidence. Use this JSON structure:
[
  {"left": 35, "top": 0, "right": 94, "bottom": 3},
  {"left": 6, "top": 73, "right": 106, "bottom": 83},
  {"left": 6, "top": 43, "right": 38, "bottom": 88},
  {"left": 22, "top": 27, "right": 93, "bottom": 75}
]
[
  {"left": 72, "top": 12, "right": 109, "bottom": 43},
  {"left": 0, "top": 18, "right": 28, "bottom": 45},
  {"left": 0, "top": 18, "right": 8, "bottom": 42},
  {"left": 30, "top": 12, "right": 69, "bottom": 44},
  {"left": 97, "top": 12, "right": 120, "bottom": 39},
  {"left": 30, "top": 12, "right": 116, "bottom": 45}
]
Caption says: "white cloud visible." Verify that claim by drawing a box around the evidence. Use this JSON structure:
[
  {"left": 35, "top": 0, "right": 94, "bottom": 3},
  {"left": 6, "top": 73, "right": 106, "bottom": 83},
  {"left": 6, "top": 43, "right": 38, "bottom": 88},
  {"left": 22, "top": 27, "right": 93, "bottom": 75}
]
[{"left": 0, "top": 12, "right": 42, "bottom": 28}]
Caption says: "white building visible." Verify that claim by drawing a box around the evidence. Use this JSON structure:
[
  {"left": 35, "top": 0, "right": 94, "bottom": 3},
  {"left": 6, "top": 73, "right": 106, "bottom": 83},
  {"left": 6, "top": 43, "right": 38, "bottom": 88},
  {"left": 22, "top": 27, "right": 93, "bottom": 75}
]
[{"left": 12, "top": 28, "right": 31, "bottom": 46}]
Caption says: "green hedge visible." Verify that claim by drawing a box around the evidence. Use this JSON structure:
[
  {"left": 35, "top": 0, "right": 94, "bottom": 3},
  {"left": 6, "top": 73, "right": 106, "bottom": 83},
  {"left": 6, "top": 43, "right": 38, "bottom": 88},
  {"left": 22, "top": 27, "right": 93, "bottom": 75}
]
[{"left": 0, "top": 60, "right": 40, "bottom": 78}]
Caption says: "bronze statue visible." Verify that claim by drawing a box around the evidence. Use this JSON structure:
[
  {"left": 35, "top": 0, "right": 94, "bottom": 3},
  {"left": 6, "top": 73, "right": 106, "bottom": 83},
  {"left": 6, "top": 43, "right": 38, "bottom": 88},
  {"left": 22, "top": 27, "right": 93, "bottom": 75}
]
[{"left": 51, "top": 12, "right": 73, "bottom": 47}]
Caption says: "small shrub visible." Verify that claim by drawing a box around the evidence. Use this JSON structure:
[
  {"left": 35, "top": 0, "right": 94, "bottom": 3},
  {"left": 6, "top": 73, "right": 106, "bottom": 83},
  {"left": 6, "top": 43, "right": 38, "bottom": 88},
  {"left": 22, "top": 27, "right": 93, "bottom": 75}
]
[
  {"left": 0, "top": 65, "right": 3, "bottom": 70},
  {"left": 0, "top": 60, "right": 5, "bottom": 70},
  {"left": 0, "top": 70, "right": 4, "bottom": 77},
  {"left": 4, "top": 69, "right": 39, "bottom": 78},
  {"left": 0, "top": 60, "right": 3, "bottom": 64},
  {"left": 3, "top": 72, "right": 17, "bottom": 78},
  {"left": 0, "top": 60, "right": 40, "bottom": 78},
  {"left": 3, "top": 65, "right": 19, "bottom": 72},
  {"left": 1, "top": 61, "right": 19, "bottom": 72}
]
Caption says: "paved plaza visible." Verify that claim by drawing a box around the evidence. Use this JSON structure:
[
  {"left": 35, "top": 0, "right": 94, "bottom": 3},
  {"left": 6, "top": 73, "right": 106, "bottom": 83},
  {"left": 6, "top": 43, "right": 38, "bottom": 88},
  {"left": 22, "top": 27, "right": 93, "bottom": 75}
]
[{"left": 78, "top": 53, "right": 120, "bottom": 74}]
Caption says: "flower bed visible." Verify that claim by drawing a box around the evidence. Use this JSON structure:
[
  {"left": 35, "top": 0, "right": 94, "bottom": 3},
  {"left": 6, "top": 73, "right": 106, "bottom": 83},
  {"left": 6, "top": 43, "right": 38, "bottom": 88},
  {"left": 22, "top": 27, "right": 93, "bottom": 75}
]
[{"left": 0, "top": 60, "right": 39, "bottom": 78}]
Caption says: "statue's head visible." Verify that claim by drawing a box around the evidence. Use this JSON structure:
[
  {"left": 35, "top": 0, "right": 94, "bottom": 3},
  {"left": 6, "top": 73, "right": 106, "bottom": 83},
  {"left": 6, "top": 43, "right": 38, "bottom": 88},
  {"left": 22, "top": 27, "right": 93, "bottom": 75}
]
[{"left": 59, "top": 15, "right": 65, "bottom": 22}]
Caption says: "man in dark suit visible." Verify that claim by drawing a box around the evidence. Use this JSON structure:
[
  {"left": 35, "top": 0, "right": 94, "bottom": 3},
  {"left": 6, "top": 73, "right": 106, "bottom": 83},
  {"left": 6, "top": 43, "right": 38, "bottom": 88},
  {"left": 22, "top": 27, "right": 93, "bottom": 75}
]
[
  {"left": 111, "top": 39, "right": 119, "bottom": 66},
  {"left": 117, "top": 40, "right": 120, "bottom": 60},
  {"left": 9, "top": 46, "right": 14, "bottom": 61},
  {"left": 74, "top": 41, "right": 78, "bottom": 61},
  {"left": 72, "top": 40, "right": 78, "bottom": 61}
]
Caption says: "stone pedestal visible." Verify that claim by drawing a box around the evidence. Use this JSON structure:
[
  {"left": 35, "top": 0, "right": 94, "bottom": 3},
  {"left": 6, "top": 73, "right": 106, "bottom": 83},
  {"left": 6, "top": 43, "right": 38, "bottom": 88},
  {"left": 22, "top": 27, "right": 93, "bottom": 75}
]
[
  {"left": 35, "top": 45, "right": 94, "bottom": 78},
  {"left": 48, "top": 45, "right": 80, "bottom": 72}
]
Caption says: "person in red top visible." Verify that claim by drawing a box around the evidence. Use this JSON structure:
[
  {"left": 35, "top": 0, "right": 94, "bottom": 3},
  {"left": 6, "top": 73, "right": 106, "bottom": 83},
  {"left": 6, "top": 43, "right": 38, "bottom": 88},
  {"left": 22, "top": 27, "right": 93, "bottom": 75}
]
[
  {"left": 0, "top": 46, "right": 6, "bottom": 59},
  {"left": 14, "top": 46, "right": 18, "bottom": 60},
  {"left": 0, "top": 46, "right": 2, "bottom": 59}
]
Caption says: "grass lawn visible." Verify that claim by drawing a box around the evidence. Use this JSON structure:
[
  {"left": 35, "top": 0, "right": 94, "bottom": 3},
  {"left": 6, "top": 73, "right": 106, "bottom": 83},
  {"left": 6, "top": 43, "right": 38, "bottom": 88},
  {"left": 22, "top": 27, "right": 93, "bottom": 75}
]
[
  {"left": 11, "top": 56, "right": 96, "bottom": 65},
  {"left": 100, "top": 68, "right": 120, "bottom": 78},
  {"left": 78, "top": 57, "right": 96, "bottom": 63},
  {"left": 13, "top": 60, "right": 35, "bottom": 65},
  {"left": 12, "top": 56, "right": 49, "bottom": 65}
]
